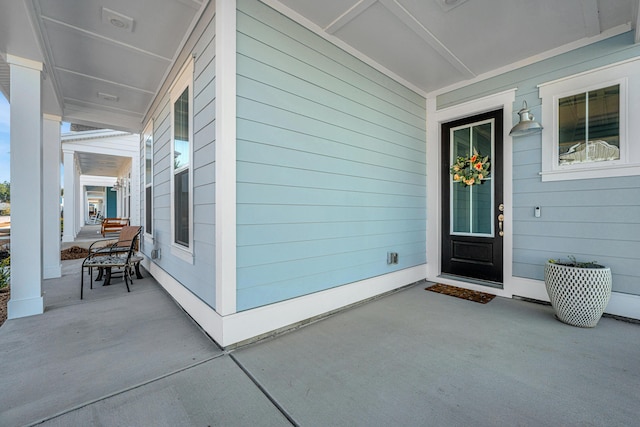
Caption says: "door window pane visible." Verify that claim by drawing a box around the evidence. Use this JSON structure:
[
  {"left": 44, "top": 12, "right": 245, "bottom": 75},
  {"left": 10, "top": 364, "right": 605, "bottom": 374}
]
[
  {"left": 471, "top": 183, "right": 492, "bottom": 234},
  {"left": 452, "top": 183, "right": 470, "bottom": 233},
  {"left": 450, "top": 119, "right": 493, "bottom": 236}
]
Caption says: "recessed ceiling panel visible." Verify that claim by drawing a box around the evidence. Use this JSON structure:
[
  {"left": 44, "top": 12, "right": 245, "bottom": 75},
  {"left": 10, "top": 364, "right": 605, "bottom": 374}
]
[
  {"left": 37, "top": 0, "right": 199, "bottom": 60},
  {"left": 43, "top": 19, "right": 169, "bottom": 93},
  {"left": 396, "top": 0, "right": 616, "bottom": 76},
  {"left": 56, "top": 70, "right": 152, "bottom": 114},
  {"left": 333, "top": 1, "right": 465, "bottom": 92}
]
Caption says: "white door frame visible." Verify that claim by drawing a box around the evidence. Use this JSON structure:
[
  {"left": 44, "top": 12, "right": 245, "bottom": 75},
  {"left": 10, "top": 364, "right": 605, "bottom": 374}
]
[{"left": 426, "top": 89, "right": 516, "bottom": 298}]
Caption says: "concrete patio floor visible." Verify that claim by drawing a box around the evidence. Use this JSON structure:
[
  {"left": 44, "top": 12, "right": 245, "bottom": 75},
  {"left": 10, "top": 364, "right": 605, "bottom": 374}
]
[{"left": 1, "top": 258, "right": 639, "bottom": 426}]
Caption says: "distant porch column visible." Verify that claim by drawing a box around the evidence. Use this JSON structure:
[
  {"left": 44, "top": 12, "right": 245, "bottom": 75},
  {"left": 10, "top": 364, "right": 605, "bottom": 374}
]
[
  {"left": 43, "top": 115, "right": 61, "bottom": 279},
  {"left": 7, "top": 55, "right": 44, "bottom": 319},
  {"left": 75, "top": 167, "right": 81, "bottom": 234},
  {"left": 62, "top": 149, "right": 77, "bottom": 242}
]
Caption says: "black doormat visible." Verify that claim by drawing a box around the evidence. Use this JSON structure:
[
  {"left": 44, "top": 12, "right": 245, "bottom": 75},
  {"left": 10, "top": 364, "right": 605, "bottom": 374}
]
[{"left": 425, "top": 283, "right": 496, "bottom": 304}]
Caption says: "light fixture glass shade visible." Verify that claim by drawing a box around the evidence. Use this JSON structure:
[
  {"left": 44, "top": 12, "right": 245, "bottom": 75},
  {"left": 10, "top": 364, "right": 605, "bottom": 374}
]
[{"left": 510, "top": 100, "right": 543, "bottom": 137}]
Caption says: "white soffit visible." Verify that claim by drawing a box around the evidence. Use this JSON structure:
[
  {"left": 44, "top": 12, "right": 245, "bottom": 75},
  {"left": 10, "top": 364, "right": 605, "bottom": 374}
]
[{"left": 26, "top": 0, "right": 205, "bottom": 132}]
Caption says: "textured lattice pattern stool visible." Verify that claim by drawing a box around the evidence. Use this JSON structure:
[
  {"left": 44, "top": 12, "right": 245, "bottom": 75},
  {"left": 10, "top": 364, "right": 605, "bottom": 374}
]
[{"left": 544, "top": 262, "right": 612, "bottom": 328}]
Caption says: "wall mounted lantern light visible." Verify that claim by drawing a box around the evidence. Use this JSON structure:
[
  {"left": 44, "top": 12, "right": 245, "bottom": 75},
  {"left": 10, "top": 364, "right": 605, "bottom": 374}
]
[{"left": 509, "top": 100, "right": 543, "bottom": 137}]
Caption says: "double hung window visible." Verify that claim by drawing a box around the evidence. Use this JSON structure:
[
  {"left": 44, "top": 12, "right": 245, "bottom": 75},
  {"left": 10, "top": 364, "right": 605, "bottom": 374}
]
[
  {"left": 539, "top": 59, "right": 640, "bottom": 181},
  {"left": 170, "top": 59, "right": 194, "bottom": 259},
  {"left": 143, "top": 121, "right": 153, "bottom": 237}
]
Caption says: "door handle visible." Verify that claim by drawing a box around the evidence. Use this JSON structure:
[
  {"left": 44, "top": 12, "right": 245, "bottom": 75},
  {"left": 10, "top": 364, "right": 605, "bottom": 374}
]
[{"left": 498, "top": 213, "right": 504, "bottom": 237}]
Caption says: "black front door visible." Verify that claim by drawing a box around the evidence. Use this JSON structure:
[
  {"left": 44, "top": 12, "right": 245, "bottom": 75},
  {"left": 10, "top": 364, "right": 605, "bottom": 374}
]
[{"left": 441, "top": 109, "right": 504, "bottom": 285}]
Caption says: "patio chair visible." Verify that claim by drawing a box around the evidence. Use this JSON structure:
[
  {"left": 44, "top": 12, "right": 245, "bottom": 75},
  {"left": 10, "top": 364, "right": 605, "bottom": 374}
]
[
  {"left": 100, "top": 217, "right": 130, "bottom": 237},
  {"left": 81, "top": 226, "right": 142, "bottom": 299}
]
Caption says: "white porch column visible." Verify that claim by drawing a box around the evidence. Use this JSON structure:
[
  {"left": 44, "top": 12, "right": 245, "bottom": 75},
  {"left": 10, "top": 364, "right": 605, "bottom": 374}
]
[
  {"left": 75, "top": 169, "right": 81, "bottom": 234},
  {"left": 7, "top": 55, "right": 44, "bottom": 318},
  {"left": 43, "top": 115, "right": 61, "bottom": 279},
  {"left": 215, "top": 0, "right": 238, "bottom": 315},
  {"left": 62, "top": 149, "right": 77, "bottom": 242}
]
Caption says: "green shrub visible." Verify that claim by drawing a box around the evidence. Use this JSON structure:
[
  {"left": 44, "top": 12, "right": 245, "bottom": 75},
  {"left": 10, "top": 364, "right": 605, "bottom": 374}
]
[{"left": 0, "top": 256, "right": 9, "bottom": 289}]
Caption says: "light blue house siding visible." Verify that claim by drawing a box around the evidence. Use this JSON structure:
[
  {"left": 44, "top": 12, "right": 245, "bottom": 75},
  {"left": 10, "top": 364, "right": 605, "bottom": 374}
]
[
  {"left": 438, "top": 32, "right": 640, "bottom": 296},
  {"left": 146, "top": 13, "right": 217, "bottom": 308},
  {"left": 235, "top": 0, "right": 427, "bottom": 311}
]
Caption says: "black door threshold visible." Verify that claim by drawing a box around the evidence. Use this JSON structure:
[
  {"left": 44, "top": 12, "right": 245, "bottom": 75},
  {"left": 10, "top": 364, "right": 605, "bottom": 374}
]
[{"left": 438, "top": 274, "right": 504, "bottom": 290}]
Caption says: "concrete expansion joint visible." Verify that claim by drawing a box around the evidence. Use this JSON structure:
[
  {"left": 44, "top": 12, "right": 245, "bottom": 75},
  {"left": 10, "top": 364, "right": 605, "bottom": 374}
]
[
  {"left": 25, "top": 354, "right": 225, "bottom": 427},
  {"left": 229, "top": 353, "right": 299, "bottom": 427}
]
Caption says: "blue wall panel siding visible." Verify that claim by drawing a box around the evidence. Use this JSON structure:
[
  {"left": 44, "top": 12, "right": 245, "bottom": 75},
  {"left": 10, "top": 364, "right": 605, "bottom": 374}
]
[
  {"left": 439, "top": 31, "right": 640, "bottom": 295},
  {"left": 236, "top": 0, "right": 427, "bottom": 310},
  {"left": 146, "top": 13, "right": 217, "bottom": 308}
]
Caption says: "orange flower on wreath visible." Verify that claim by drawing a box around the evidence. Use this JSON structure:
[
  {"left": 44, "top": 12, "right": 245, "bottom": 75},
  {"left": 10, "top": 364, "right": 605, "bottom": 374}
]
[{"left": 474, "top": 162, "right": 484, "bottom": 171}]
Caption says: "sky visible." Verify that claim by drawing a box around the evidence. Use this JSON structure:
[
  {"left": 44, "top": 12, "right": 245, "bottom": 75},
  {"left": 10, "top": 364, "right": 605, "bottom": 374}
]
[{"left": 0, "top": 92, "right": 70, "bottom": 184}]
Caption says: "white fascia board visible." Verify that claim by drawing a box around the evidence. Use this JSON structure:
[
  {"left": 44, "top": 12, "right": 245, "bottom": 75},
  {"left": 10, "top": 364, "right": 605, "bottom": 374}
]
[
  {"left": 80, "top": 175, "right": 119, "bottom": 187},
  {"left": 61, "top": 137, "right": 140, "bottom": 156}
]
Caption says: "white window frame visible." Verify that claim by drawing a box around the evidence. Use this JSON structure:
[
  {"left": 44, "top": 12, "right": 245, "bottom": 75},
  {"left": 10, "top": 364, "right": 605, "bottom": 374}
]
[
  {"left": 169, "top": 58, "right": 194, "bottom": 263},
  {"left": 143, "top": 120, "right": 154, "bottom": 241},
  {"left": 539, "top": 58, "right": 640, "bottom": 181}
]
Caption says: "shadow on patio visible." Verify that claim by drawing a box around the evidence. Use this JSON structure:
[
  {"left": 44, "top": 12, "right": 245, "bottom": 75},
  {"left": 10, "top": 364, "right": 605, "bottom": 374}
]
[{"left": 0, "top": 258, "right": 639, "bottom": 426}]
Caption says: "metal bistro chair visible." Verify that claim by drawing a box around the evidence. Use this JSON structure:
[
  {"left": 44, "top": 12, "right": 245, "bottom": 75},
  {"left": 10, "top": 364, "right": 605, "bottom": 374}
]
[{"left": 81, "top": 226, "right": 142, "bottom": 299}]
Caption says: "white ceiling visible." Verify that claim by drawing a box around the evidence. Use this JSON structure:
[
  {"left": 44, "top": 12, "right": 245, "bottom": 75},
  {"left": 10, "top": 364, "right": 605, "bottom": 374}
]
[
  {"left": 76, "top": 151, "right": 130, "bottom": 177},
  {"left": 273, "top": 0, "right": 637, "bottom": 94},
  {"left": 0, "top": 0, "right": 205, "bottom": 132},
  {"left": 0, "top": 0, "right": 638, "bottom": 133}
]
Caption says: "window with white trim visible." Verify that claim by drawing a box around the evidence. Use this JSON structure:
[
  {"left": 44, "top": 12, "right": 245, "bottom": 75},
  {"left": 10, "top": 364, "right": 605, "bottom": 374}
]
[
  {"left": 539, "top": 58, "right": 640, "bottom": 181},
  {"left": 170, "top": 59, "right": 194, "bottom": 258},
  {"left": 143, "top": 120, "right": 153, "bottom": 237}
]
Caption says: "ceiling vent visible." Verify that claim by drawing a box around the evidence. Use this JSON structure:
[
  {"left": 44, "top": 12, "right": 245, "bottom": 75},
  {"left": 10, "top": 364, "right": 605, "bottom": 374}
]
[
  {"left": 437, "top": 0, "right": 470, "bottom": 12},
  {"left": 101, "top": 7, "right": 135, "bottom": 32},
  {"left": 98, "top": 92, "right": 119, "bottom": 102}
]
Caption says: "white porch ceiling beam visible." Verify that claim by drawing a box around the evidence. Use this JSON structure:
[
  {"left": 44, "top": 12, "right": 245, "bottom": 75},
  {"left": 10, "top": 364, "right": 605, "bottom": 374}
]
[
  {"left": 56, "top": 67, "right": 156, "bottom": 95},
  {"left": 581, "top": 0, "right": 601, "bottom": 37},
  {"left": 63, "top": 103, "right": 143, "bottom": 133},
  {"left": 64, "top": 97, "right": 146, "bottom": 119},
  {"left": 325, "top": 0, "right": 377, "bottom": 34},
  {"left": 378, "top": 0, "right": 475, "bottom": 79},
  {"left": 40, "top": 16, "right": 173, "bottom": 62}
]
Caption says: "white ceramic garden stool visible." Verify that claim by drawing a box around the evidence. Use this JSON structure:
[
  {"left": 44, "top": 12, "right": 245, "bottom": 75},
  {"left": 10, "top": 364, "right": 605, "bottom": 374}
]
[{"left": 544, "top": 262, "right": 612, "bottom": 328}]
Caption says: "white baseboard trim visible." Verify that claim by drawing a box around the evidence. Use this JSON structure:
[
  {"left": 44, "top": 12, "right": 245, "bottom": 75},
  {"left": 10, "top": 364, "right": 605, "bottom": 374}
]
[
  {"left": 607, "top": 292, "right": 640, "bottom": 320},
  {"left": 8, "top": 295, "right": 44, "bottom": 319},
  {"left": 509, "top": 276, "right": 550, "bottom": 302},
  {"left": 222, "top": 265, "right": 427, "bottom": 347},
  {"left": 147, "top": 261, "right": 223, "bottom": 343},
  {"left": 145, "top": 255, "right": 426, "bottom": 347},
  {"left": 43, "top": 264, "right": 62, "bottom": 280},
  {"left": 511, "top": 277, "right": 639, "bottom": 321}
]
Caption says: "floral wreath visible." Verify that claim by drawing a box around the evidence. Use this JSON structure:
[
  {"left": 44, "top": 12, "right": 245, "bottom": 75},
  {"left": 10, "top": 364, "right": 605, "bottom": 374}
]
[{"left": 450, "top": 149, "right": 491, "bottom": 187}]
